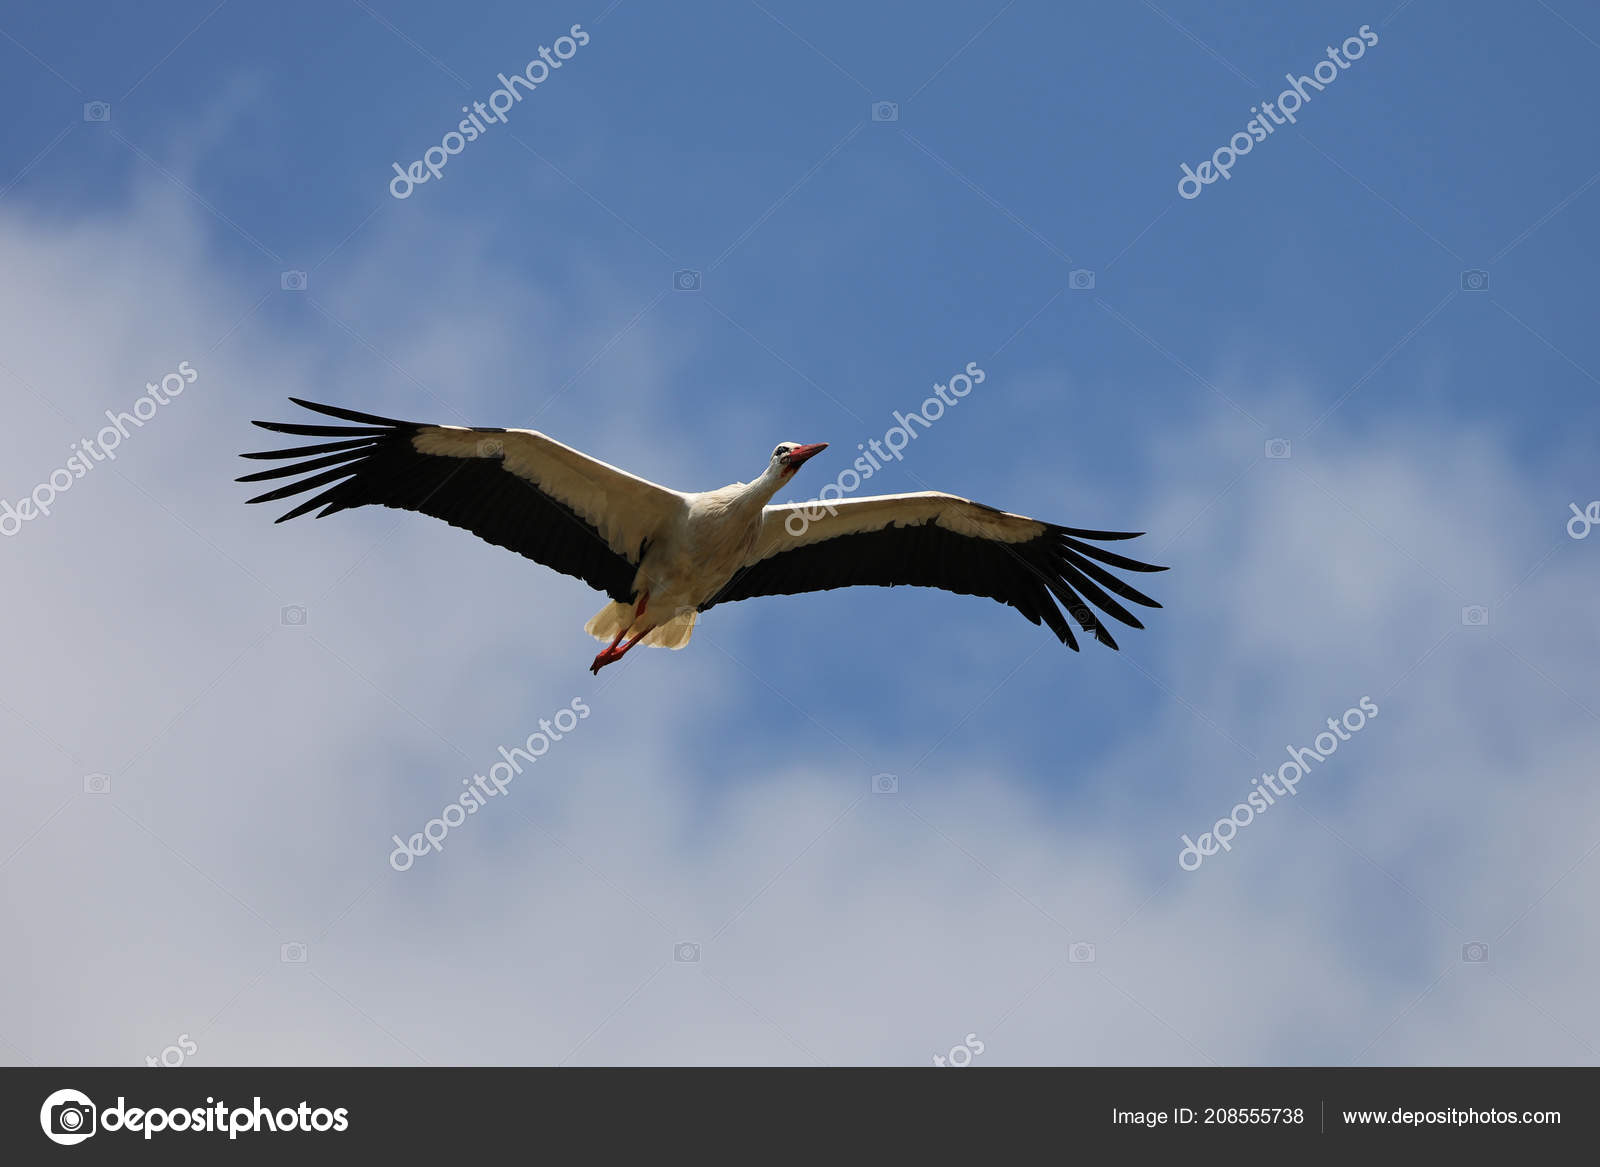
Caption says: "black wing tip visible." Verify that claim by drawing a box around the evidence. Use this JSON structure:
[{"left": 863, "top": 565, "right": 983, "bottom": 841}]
[
  {"left": 287, "top": 396, "right": 409, "bottom": 426},
  {"left": 1030, "top": 525, "right": 1171, "bottom": 652},
  {"left": 241, "top": 400, "right": 418, "bottom": 516},
  {"left": 1056, "top": 533, "right": 1169, "bottom": 575},
  {"left": 1050, "top": 523, "right": 1143, "bottom": 541},
  {"left": 248, "top": 399, "right": 412, "bottom": 437},
  {"left": 249, "top": 496, "right": 310, "bottom": 523}
]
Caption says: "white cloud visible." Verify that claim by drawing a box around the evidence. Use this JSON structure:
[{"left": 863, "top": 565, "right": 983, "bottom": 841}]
[{"left": 2, "top": 190, "right": 1595, "bottom": 1067}]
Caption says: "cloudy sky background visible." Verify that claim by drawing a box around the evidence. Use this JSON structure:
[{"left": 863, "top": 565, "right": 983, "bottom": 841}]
[{"left": 2, "top": 0, "right": 1597, "bottom": 1065}]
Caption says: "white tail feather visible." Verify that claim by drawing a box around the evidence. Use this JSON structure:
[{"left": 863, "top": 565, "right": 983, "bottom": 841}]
[
  {"left": 584, "top": 601, "right": 634, "bottom": 643},
  {"left": 643, "top": 608, "right": 697, "bottom": 649},
  {"left": 584, "top": 601, "right": 698, "bottom": 650}
]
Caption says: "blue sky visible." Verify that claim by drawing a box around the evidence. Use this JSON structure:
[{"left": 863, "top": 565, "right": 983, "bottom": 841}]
[{"left": 3, "top": 1, "right": 1598, "bottom": 1065}]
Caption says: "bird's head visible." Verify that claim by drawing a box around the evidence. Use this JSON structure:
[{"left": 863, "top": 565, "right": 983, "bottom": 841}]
[{"left": 770, "top": 441, "right": 828, "bottom": 478}]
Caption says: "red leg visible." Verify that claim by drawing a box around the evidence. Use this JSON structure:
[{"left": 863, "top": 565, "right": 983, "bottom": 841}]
[
  {"left": 589, "top": 628, "right": 625, "bottom": 674},
  {"left": 589, "top": 626, "right": 653, "bottom": 674},
  {"left": 614, "top": 627, "right": 650, "bottom": 659},
  {"left": 591, "top": 594, "right": 648, "bottom": 674}
]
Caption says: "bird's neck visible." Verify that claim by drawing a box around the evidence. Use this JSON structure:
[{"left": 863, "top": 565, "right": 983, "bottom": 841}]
[{"left": 734, "top": 464, "right": 794, "bottom": 509}]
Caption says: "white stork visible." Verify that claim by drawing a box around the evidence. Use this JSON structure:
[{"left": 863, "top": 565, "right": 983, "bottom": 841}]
[{"left": 240, "top": 399, "right": 1166, "bottom": 672}]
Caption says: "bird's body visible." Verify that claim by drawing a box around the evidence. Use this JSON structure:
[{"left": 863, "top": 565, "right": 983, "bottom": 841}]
[
  {"left": 240, "top": 399, "right": 1166, "bottom": 671},
  {"left": 585, "top": 478, "right": 775, "bottom": 657}
]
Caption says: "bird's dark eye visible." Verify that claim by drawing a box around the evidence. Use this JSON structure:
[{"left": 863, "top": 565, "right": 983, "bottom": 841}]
[{"left": 774, "top": 446, "right": 787, "bottom": 459}]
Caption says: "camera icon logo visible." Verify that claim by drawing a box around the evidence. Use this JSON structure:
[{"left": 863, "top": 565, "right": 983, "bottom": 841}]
[
  {"left": 83, "top": 101, "right": 111, "bottom": 123},
  {"left": 871, "top": 773, "right": 898, "bottom": 795},
  {"left": 1068, "top": 268, "right": 1096, "bottom": 291},
  {"left": 1264, "top": 438, "right": 1292, "bottom": 460},
  {"left": 1462, "top": 941, "right": 1489, "bottom": 963},
  {"left": 83, "top": 773, "right": 111, "bottom": 795},
  {"left": 280, "top": 941, "right": 308, "bottom": 963},
  {"left": 871, "top": 101, "right": 899, "bottom": 122},
  {"left": 1069, "top": 941, "right": 1096, "bottom": 963},
  {"left": 1460, "top": 269, "right": 1489, "bottom": 292},
  {"left": 674, "top": 942, "right": 700, "bottom": 963},
  {"left": 280, "top": 605, "right": 307, "bottom": 627},
  {"left": 673, "top": 269, "right": 701, "bottom": 292},
  {"left": 40, "top": 1088, "right": 97, "bottom": 1145},
  {"left": 280, "top": 270, "right": 308, "bottom": 292},
  {"left": 1461, "top": 605, "right": 1489, "bottom": 627}
]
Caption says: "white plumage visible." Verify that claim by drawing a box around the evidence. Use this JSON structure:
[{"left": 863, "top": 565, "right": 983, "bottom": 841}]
[{"left": 241, "top": 399, "right": 1166, "bottom": 672}]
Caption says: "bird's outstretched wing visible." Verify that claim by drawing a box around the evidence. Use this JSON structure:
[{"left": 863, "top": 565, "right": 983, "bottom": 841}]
[
  {"left": 238, "top": 398, "right": 684, "bottom": 602},
  {"left": 701, "top": 491, "right": 1166, "bottom": 651}
]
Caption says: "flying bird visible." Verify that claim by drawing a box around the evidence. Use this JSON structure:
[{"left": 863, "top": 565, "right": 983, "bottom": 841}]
[{"left": 240, "top": 399, "right": 1166, "bottom": 673}]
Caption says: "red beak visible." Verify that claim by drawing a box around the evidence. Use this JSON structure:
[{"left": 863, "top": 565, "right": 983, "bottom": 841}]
[{"left": 785, "top": 443, "right": 828, "bottom": 469}]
